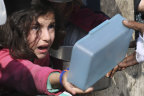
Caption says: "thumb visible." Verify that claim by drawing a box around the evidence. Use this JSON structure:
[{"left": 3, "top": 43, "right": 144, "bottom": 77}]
[{"left": 122, "top": 20, "right": 144, "bottom": 35}]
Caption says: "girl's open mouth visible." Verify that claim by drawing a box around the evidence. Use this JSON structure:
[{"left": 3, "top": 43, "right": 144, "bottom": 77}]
[{"left": 37, "top": 46, "right": 48, "bottom": 53}]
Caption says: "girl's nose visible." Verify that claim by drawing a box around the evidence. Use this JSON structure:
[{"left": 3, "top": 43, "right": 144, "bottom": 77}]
[{"left": 41, "top": 28, "right": 51, "bottom": 42}]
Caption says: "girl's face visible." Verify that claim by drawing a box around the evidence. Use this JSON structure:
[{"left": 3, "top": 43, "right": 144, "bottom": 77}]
[{"left": 27, "top": 12, "right": 55, "bottom": 59}]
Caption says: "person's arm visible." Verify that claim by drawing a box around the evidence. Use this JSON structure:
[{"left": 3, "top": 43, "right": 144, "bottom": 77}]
[
  {"left": 0, "top": 49, "right": 62, "bottom": 95},
  {"left": 49, "top": 72, "right": 61, "bottom": 89},
  {"left": 123, "top": 20, "right": 144, "bottom": 36},
  {"left": 49, "top": 69, "right": 94, "bottom": 95},
  {"left": 106, "top": 20, "right": 144, "bottom": 77}
]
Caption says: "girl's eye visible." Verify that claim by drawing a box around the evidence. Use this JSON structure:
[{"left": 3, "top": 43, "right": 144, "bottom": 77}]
[
  {"left": 32, "top": 25, "right": 40, "bottom": 31},
  {"left": 48, "top": 23, "right": 55, "bottom": 29}
]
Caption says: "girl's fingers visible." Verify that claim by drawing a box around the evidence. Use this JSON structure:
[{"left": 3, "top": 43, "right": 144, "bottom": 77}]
[
  {"left": 84, "top": 87, "right": 94, "bottom": 94},
  {"left": 66, "top": 83, "right": 93, "bottom": 95},
  {"left": 63, "top": 71, "right": 93, "bottom": 95},
  {"left": 63, "top": 80, "right": 76, "bottom": 95}
]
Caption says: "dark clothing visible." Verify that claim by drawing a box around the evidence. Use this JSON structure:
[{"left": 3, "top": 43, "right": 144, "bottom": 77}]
[
  {"left": 134, "top": 0, "right": 141, "bottom": 13},
  {"left": 86, "top": 0, "right": 100, "bottom": 11},
  {"left": 4, "top": 0, "right": 32, "bottom": 16},
  {"left": 70, "top": 6, "right": 109, "bottom": 33}
]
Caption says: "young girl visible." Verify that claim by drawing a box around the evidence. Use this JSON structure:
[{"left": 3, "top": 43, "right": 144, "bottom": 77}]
[{"left": 0, "top": 0, "right": 93, "bottom": 95}]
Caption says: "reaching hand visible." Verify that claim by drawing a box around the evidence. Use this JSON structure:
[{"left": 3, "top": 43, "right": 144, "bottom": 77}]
[
  {"left": 118, "top": 52, "right": 138, "bottom": 68},
  {"left": 106, "top": 20, "right": 144, "bottom": 78},
  {"left": 106, "top": 65, "right": 120, "bottom": 78},
  {"left": 106, "top": 52, "right": 139, "bottom": 78},
  {"left": 62, "top": 71, "right": 94, "bottom": 95},
  {"left": 123, "top": 20, "right": 144, "bottom": 36}
]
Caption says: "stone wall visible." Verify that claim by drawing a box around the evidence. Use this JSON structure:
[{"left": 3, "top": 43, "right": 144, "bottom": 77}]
[{"left": 100, "top": 0, "right": 134, "bottom": 20}]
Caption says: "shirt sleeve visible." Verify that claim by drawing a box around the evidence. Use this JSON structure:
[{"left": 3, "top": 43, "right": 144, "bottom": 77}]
[
  {"left": 136, "top": 34, "right": 144, "bottom": 63},
  {"left": 0, "top": 50, "right": 62, "bottom": 95}
]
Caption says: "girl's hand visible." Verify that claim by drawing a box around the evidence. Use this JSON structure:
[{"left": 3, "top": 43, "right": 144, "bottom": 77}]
[{"left": 62, "top": 71, "right": 94, "bottom": 95}]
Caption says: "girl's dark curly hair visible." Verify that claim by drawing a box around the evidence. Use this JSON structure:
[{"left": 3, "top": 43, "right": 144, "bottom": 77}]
[{"left": 0, "top": 0, "right": 63, "bottom": 59}]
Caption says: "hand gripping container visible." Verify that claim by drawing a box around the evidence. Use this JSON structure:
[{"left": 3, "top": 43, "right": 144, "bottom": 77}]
[{"left": 67, "top": 14, "right": 133, "bottom": 90}]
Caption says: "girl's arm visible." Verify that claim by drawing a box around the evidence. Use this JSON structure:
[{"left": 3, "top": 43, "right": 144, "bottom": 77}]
[{"left": 0, "top": 49, "right": 62, "bottom": 95}]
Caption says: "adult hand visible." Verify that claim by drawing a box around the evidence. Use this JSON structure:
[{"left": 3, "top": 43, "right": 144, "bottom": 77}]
[
  {"left": 62, "top": 71, "right": 93, "bottom": 95},
  {"left": 106, "top": 52, "right": 139, "bottom": 78},
  {"left": 118, "top": 52, "right": 138, "bottom": 68},
  {"left": 122, "top": 20, "right": 144, "bottom": 36},
  {"left": 106, "top": 20, "right": 143, "bottom": 78},
  {"left": 106, "top": 65, "right": 120, "bottom": 78}
]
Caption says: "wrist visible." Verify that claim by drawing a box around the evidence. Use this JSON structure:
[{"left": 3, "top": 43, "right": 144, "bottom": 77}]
[
  {"left": 47, "top": 72, "right": 62, "bottom": 93},
  {"left": 49, "top": 72, "right": 61, "bottom": 88},
  {"left": 59, "top": 68, "right": 69, "bottom": 86}
]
